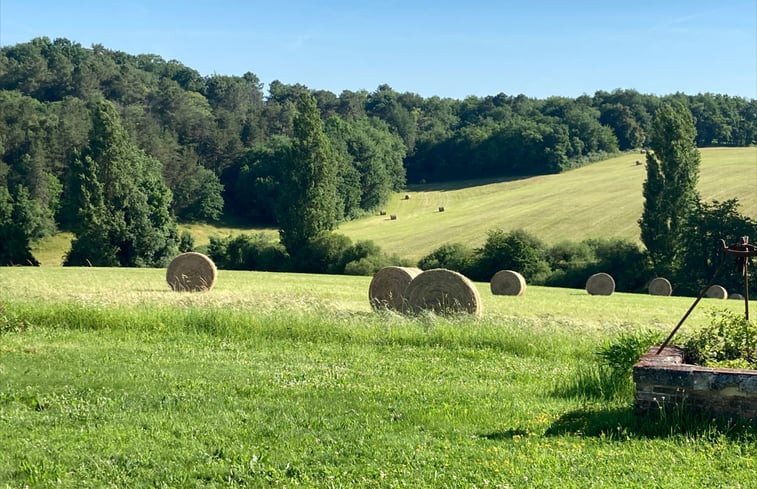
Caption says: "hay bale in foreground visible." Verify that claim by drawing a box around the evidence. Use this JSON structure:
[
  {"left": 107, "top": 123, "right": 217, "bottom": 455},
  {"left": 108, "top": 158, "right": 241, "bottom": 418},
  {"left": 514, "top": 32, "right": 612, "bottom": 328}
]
[
  {"left": 648, "top": 277, "right": 672, "bottom": 296},
  {"left": 705, "top": 285, "right": 728, "bottom": 299},
  {"left": 369, "top": 266, "right": 422, "bottom": 311},
  {"left": 490, "top": 270, "right": 526, "bottom": 296},
  {"left": 586, "top": 272, "right": 615, "bottom": 296},
  {"left": 406, "top": 268, "right": 482, "bottom": 316},
  {"left": 166, "top": 252, "right": 217, "bottom": 292}
]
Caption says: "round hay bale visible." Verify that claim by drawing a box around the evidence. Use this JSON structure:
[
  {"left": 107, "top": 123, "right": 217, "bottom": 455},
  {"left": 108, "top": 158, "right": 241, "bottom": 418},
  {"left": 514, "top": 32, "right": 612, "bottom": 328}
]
[
  {"left": 406, "top": 268, "right": 482, "bottom": 316},
  {"left": 404, "top": 194, "right": 410, "bottom": 200},
  {"left": 705, "top": 285, "right": 728, "bottom": 299},
  {"left": 379, "top": 209, "right": 387, "bottom": 216},
  {"left": 729, "top": 293, "right": 745, "bottom": 300},
  {"left": 586, "top": 272, "right": 615, "bottom": 296},
  {"left": 390, "top": 214, "right": 397, "bottom": 220},
  {"left": 166, "top": 252, "right": 217, "bottom": 292},
  {"left": 648, "top": 277, "right": 672, "bottom": 296},
  {"left": 368, "top": 266, "right": 422, "bottom": 311},
  {"left": 438, "top": 206, "right": 445, "bottom": 212},
  {"left": 490, "top": 270, "right": 526, "bottom": 296}
]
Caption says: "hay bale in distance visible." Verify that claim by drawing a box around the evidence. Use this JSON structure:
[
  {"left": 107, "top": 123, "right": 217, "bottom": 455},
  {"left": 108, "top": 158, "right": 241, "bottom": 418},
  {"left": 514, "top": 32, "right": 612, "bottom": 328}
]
[
  {"left": 705, "top": 285, "right": 728, "bottom": 299},
  {"left": 648, "top": 277, "right": 672, "bottom": 296},
  {"left": 406, "top": 268, "right": 482, "bottom": 316},
  {"left": 729, "top": 293, "right": 745, "bottom": 300},
  {"left": 379, "top": 209, "right": 386, "bottom": 216},
  {"left": 390, "top": 214, "right": 397, "bottom": 220},
  {"left": 490, "top": 270, "right": 526, "bottom": 296},
  {"left": 369, "top": 266, "right": 422, "bottom": 311},
  {"left": 438, "top": 206, "right": 445, "bottom": 212},
  {"left": 404, "top": 194, "right": 410, "bottom": 200},
  {"left": 166, "top": 252, "right": 217, "bottom": 292},
  {"left": 586, "top": 272, "right": 615, "bottom": 296}
]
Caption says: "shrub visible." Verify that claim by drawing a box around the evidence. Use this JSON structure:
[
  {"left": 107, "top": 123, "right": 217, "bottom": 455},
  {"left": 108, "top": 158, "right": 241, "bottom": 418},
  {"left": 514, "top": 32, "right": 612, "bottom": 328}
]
[
  {"left": 469, "top": 229, "right": 550, "bottom": 283},
  {"left": 596, "top": 327, "right": 665, "bottom": 377},
  {"left": 417, "top": 242, "right": 474, "bottom": 273},
  {"left": 559, "top": 327, "right": 664, "bottom": 401},
  {"left": 544, "top": 240, "right": 595, "bottom": 289},
  {"left": 682, "top": 310, "right": 756, "bottom": 369},
  {"left": 207, "top": 233, "right": 290, "bottom": 271},
  {"left": 179, "top": 231, "right": 195, "bottom": 252},
  {"left": 544, "top": 238, "right": 652, "bottom": 292},
  {"left": 343, "top": 240, "right": 406, "bottom": 276},
  {"left": 294, "top": 232, "right": 354, "bottom": 274}
]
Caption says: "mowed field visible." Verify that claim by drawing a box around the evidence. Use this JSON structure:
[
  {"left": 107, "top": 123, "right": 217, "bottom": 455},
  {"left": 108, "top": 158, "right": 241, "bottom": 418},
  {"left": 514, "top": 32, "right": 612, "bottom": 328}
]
[
  {"left": 29, "top": 147, "right": 757, "bottom": 265},
  {"left": 338, "top": 147, "right": 757, "bottom": 260},
  {"left": 1, "top": 267, "right": 756, "bottom": 487}
]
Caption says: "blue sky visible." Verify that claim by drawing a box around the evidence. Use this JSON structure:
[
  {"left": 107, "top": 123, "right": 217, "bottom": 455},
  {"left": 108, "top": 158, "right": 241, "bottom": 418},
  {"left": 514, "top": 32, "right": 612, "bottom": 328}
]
[{"left": 1, "top": 0, "right": 755, "bottom": 100}]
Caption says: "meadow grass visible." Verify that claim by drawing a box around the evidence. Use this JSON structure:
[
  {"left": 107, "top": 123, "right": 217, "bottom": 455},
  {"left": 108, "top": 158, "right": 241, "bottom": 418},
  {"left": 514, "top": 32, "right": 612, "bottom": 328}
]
[
  {"left": 1, "top": 268, "right": 755, "bottom": 487},
  {"left": 30, "top": 232, "right": 75, "bottom": 267},
  {"left": 338, "top": 147, "right": 757, "bottom": 260}
]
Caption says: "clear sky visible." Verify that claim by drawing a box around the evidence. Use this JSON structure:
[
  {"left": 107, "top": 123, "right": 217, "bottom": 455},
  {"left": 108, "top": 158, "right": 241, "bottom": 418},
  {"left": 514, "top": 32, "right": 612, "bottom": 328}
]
[{"left": 1, "top": 0, "right": 755, "bottom": 100}]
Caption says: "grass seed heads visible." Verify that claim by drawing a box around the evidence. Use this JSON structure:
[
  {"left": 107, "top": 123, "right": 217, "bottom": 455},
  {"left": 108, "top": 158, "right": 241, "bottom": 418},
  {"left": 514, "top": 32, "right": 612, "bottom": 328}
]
[
  {"left": 490, "top": 269, "right": 526, "bottom": 296},
  {"left": 648, "top": 277, "right": 672, "bottom": 296},
  {"left": 368, "top": 266, "right": 422, "bottom": 311},
  {"left": 406, "top": 268, "right": 482, "bottom": 316},
  {"left": 705, "top": 285, "right": 728, "bottom": 299},
  {"left": 166, "top": 252, "right": 218, "bottom": 292},
  {"left": 586, "top": 272, "right": 615, "bottom": 296}
]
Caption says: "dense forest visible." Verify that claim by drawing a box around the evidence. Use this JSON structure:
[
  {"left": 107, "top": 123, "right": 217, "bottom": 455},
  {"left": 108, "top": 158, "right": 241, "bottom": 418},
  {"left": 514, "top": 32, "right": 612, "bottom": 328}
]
[{"left": 1, "top": 37, "right": 756, "bottom": 271}]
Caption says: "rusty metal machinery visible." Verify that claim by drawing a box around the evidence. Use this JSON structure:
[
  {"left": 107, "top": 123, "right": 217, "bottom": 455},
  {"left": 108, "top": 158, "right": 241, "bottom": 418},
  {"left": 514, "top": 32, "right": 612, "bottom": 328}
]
[{"left": 657, "top": 236, "right": 756, "bottom": 354}]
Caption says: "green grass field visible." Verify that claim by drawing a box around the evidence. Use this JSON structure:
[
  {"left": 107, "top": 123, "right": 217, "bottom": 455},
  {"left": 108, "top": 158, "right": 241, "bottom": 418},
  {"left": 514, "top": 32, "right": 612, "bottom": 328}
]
[
  {"left": 27, "top": 146, "right": 757, "bottom": 265},
  {"left": 1, "top": 268, "right": 755, "bottom": 487},
  {"left": 338, "top": 147, "right": 757, "bottom": 260}
]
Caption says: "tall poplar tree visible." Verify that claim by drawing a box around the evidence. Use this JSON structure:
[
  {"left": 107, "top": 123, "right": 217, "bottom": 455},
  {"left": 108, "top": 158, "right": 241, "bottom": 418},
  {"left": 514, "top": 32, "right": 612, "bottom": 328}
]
[
  {"left": 639, "top": 102, "right": 700, "bottom": 275},
  {"left": 64, "top": 99, "right": 178, "bottom": 267},
  {"left": 276, "top": 92, "right": 339, "bottom": 254}
]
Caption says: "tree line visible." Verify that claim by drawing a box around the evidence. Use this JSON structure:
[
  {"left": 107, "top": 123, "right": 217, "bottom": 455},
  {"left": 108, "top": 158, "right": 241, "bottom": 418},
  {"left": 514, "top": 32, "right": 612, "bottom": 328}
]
[{"left": 1, "top": 37, "right": 756, "bottom": 289}]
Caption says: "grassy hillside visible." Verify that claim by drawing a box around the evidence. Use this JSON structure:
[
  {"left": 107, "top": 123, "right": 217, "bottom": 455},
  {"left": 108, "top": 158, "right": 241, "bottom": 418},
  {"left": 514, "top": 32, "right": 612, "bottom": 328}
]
[
  {"left": 29, "top": 147, "right": 756, "bottom": 265},
  {"left": 1, "top": 268, "right": 755, "bottom": 487},
  {"left": 338, "top": 147, "right": 757, "bottom": 260}
]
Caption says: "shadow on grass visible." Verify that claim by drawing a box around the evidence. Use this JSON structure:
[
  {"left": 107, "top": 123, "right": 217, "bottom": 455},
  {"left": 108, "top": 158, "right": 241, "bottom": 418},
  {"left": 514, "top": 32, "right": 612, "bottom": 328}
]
[
  {"left": 481, "top": 408, "right": 754, "bottom": 442},
  {"left": 406, "top": 174, "right": 533, "bottom": 192},
  {"left": 543, "top": 406, "right": 755, "bottom": 441},
  {"left": 480, "top": 429, "right": 531, "bottom": 441}
]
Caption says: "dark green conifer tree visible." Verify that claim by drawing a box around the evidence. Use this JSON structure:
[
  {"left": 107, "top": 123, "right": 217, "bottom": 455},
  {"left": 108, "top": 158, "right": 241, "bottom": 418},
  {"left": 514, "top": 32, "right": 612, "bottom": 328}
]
[
  {"left": 64, "top": 99, "right": 178, "bottom": 267},
  {"left": 0, "top": 185, "right": 40, "bottom": 265}
]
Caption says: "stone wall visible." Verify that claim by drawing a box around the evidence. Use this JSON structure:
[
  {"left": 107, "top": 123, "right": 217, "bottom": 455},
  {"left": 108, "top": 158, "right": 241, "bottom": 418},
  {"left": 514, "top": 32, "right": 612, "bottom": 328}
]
[{"left": 633, "top": 346, "right": 757, "bottom": 421}]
